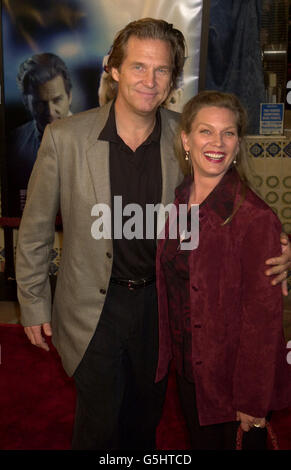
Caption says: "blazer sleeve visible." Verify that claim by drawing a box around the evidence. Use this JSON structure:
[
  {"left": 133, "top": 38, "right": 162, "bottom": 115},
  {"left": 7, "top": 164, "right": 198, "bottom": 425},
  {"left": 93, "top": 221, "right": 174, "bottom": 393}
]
[
  {"left": 16, "top": 124, "right": 60, "bottom": 326},
  {"left": 232, "top": 209, "right": 284, "bottom": 417}
]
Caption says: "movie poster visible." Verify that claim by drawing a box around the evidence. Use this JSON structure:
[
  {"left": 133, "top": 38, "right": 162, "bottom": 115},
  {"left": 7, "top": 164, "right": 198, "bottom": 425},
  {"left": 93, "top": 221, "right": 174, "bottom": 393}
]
[{"left": 1, "top": 0, "right": 203, "bottom": 217}]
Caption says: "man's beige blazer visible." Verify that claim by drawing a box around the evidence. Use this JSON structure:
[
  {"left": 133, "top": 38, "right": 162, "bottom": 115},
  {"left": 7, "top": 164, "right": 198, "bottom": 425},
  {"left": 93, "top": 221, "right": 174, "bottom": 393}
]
[{"left": 16, "top": 101, "right": 183, "bottom": 376}]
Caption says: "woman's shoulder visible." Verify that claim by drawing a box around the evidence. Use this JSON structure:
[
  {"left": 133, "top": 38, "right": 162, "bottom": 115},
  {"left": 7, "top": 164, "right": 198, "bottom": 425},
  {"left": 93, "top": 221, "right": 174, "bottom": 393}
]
[
  {"left": 244, "top": 184, "right": 275, "bottom": 211},
  {"left": 239, "top": 183, "right": 281, "bottom": 228}
]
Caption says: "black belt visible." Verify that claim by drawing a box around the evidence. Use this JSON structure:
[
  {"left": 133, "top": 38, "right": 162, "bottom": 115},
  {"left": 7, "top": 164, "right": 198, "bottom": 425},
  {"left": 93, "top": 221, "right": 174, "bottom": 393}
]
[{"left": 110, "top": 276, "right": 156, "bottom": 290}]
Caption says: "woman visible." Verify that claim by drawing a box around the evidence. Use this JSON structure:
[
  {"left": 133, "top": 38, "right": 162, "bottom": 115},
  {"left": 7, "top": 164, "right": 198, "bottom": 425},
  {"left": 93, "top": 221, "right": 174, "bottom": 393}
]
[{"left": 155, "top": 91, "right": 291, "bottom": 450}]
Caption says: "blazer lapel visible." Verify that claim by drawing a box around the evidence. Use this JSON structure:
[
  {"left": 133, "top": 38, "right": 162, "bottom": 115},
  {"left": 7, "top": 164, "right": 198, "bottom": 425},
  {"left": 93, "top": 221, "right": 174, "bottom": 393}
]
[
  {"left": 160, "top": 108, "right": 182, "bottom": 207},
  {"left": 85, "top": 102, "right": 112, "bottom": 208},
  {"left": 85, "top": 104, "right": 182, "bottom": 216}
]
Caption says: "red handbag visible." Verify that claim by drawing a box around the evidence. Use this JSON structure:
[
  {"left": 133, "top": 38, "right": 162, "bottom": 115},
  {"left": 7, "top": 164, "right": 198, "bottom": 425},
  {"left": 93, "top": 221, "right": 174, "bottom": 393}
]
[{"left": 236, "top": 422, "right": 279, "bottom": 450}]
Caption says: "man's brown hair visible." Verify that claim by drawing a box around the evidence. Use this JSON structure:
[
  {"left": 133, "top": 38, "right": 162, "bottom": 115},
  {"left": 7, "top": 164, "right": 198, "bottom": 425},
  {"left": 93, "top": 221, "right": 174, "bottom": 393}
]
[{"left": 105, "top": 18, "right": 186, "bottom": 101}]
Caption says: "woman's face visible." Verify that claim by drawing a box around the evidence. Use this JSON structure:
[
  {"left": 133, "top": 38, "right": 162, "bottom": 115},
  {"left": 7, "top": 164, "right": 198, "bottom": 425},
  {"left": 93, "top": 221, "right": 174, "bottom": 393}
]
[{"left": 181, "top": 106, "right": 240, "bottom": 182}]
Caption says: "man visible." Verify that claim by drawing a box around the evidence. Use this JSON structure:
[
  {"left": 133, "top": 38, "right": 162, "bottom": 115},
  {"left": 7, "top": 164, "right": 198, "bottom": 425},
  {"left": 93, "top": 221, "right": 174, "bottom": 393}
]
[
  {"left": 16, "top": 19, "right": 290, "bottom": 450},
  {"left": 7, "top": 52, "right": 73, "bottom": 215}
]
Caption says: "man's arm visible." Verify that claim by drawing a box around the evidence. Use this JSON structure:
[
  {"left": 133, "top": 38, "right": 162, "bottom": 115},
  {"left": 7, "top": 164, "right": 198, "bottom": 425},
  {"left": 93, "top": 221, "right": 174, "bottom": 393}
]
[
  {"left": 16, "top": 124, "right": 60, "bottom": 339},
  {"left": 265, "top": 232, "right": 291, "bottom": 296}
]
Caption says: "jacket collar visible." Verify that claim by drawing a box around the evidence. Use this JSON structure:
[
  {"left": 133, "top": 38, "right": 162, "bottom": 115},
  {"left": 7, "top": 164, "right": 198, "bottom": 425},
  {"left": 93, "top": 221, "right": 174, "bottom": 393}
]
[
  {"left": 85, "top": 102, "right": 182, "bottom": 211},
  {"left": 175, "top": 166, "right": 242, "bottom": 224},
  {"left": 86, "top": 101, "right": 113, "bottom": 148}
]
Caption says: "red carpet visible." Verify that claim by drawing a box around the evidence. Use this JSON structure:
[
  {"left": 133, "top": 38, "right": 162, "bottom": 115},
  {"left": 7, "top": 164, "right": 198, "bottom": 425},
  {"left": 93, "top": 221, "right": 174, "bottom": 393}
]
[{"left": 0, "top": 323, "right": 290, "bottom": 450}]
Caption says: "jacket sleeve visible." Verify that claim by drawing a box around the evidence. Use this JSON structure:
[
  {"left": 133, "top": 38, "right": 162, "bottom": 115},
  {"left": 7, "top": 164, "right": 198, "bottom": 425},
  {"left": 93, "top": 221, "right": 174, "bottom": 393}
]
[
  {"left": 16, "top": 124, "right": 60, "bottom": 327},
  {"left": 232, "top": 209, "right": 284, "bottom": 417}
]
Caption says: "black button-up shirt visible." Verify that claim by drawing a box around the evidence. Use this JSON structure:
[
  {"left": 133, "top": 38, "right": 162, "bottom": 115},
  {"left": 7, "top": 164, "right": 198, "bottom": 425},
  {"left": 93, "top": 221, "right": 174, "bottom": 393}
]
[{"left": 98, "top": 102, "right": 162, "bottom": 279}]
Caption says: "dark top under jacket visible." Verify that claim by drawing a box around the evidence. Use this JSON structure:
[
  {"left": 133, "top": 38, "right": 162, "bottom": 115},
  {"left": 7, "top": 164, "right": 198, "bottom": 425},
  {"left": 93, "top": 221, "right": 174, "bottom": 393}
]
[
  {"left": 160, "top": 212, "right": 194, "bottom": 382},
  {"left": 99, "top": 102, "right": 162, "bottom": 279}
]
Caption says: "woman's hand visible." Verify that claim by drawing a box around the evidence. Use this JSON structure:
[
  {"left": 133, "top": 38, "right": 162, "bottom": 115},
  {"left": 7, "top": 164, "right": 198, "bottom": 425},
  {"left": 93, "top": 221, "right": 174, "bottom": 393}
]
[{"left": 236, "top": 411, "right": 266, "bottom": 432}]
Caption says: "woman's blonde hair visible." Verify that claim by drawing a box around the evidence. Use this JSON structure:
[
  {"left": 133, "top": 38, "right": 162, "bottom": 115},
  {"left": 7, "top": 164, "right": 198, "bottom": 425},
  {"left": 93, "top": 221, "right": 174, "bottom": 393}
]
[
  {"left": 175, "top": 90, "right": 253, "bottom": 225},
  {"left": 175, "top": 90, "right": 249, "bottom": 180}
]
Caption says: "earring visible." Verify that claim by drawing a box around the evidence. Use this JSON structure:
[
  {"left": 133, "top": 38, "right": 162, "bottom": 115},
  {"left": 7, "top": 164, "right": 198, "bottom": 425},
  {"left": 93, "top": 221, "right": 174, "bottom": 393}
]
[
  {"left": 185, "top": 151, "right": 190, "bottom": 161},
  {"left": 233, "top": 158, "right": 237, "bottom": 165}
]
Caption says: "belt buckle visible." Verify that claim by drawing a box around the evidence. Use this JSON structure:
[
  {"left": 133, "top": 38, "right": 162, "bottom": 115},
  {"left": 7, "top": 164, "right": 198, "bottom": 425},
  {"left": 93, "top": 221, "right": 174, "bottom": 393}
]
[{"left": 128, "top": 280, "right": 135, "bottom": 290}]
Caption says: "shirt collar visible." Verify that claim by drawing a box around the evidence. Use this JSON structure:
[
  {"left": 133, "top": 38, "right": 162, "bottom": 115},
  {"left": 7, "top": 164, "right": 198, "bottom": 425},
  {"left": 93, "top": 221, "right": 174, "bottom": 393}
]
[
  {"left": 98, "top": 101, "right": 161, "bottom": 145},
  {"left": 176, "top": 166, "right": 241, "bottom": 222}
]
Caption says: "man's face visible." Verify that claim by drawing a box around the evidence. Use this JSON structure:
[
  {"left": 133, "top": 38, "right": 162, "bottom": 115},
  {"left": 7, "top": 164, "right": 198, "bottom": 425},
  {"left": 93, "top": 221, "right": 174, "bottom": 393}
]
[
  {"left": 27, "top": 74, "right": 72, "bottom": 134},
  {"left": 112, "top": 36, "right": 173, "bottom": 117}
]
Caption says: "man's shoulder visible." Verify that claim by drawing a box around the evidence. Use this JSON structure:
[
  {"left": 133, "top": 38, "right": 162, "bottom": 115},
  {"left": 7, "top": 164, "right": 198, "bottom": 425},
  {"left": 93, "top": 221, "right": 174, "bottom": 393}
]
[
  {"left": 56, "top": 104, "right": 109, "bottom": 125},
  {"left": 160, "top": 106, "right": 180, "bottom": 137},
  {"left": 239, "top": 184, "right": 282, "bottom": 229},
  {"left": 49, "top": 102, "right": 112, "bottom": 136},
  {"left": 160, "top": 106, "right": 180, "bottom": 122}
]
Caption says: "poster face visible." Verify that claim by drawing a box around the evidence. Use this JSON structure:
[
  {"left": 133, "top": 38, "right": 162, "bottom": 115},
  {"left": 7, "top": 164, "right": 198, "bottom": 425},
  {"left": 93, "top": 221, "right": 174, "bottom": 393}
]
[{"left": 1, "top": 0, "right": 203, "bottom": 216}]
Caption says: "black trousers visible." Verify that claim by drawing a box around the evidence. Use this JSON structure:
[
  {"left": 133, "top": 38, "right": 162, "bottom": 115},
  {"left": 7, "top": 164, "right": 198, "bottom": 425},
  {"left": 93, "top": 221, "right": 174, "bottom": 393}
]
[
  {"left": 72, "top": 281, "right": 167, "bottom": 450},
  {"left": 176, "top": 373, "right": 268, "bottom": 450}
]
